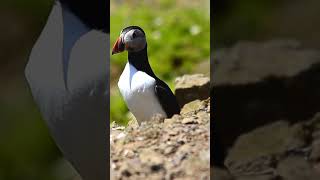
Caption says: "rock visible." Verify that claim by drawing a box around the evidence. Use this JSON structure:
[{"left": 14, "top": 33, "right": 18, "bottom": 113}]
[
  {"left": 175, "top": 74, "right": 210, "bottom": 107},
  {"left": 307, "top": 112, "right": 320, "bottom": 133},
  {"left": 225, "top": 121, "right": 307, "bottom": 176},
  {"left": 163, "top": 145, "right": 177, "bottom": 155},
  {"left": 139, "top": 149, "right": 165, "bottom": 166},
  {"left": 226, "top": 155, "right": 276, "bottom": 177},
  {"left": 211, "top": 167, "right": 234, "bottom": 180},
  {"left": 196, "top": 111, "right": 210, "bottom": 124},
  {"left": 199, "top": 149, "right": 210, "bottom": 163},
  {"left": 314, "top": 162, "right": 320, "bottom": 174},
  {"left": 182, "top": 117, "right": 198, "bottom": 124},
  {"left": 123, "top": 149, "right": 135, "bottom": 158},
  {"left": 220, "top": 111, "right": 320, "bottom": 179},
  {"left": 180, "top": 99, "right": 206, "bottom": 115},
  {"left": 276, "top": 156, "right": 319, "bottom": 180},
  {"left": 151, "top": 113, "right": 166, "bottom": 123},
  {"left": 212, "top": 40, "right": 320, "bottom": 85},
  {"left": 164, "top": 115, "right": 181, "bottom": 126},
  {"left": 110, "top": 98, "right": 210, "bottom": 179},
  {"left": 237, "top": 175, "right": 274, "bottom": 180},
  {"left": 210, "top": 41, "right": 320, "bottom": 179},
  {"left": 212, "top": 40, "right": 320, "bottom": 167},
  {"left": 180, "top": 156, "right": 210, "bottom": 178},
  {"left": 310, "top": 140, "right": 320, "bottom": 161}
]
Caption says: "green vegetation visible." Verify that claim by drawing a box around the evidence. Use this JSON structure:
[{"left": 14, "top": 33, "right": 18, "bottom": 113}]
[
  {"left": 110, "top": 0, "right": 210, "bottom": 125},
  {"left": 0, "top": 80, "right": 61, "bottom": 180}
]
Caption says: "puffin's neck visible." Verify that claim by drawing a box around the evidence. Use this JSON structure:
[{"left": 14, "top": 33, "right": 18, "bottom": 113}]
[{"left": 128, "top": 45, "right": 156, "bottom": 78}]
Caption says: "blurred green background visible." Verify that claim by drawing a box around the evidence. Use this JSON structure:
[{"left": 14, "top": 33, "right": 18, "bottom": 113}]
[
  {"left": 110, "top": 0, "right": 210, "bottom": 125},
  {"left": 0, "top": 0, "right": 67, "bottom": 180}
]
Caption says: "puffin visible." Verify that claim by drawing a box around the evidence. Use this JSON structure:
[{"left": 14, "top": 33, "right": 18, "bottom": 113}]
[
  {"left": 24, "top": 0, "right": 109, "bottom": 180},
  {"left": 112, "top": 26, "right": 180, "bottom": 122}
]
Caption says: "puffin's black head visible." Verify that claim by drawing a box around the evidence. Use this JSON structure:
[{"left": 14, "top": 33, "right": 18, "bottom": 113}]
[
  {"left": 58, "top": 0, "right": 109, "bottom": 33},
  {"left": 112, "top": 26, "right": 146, "bottom": 55}
]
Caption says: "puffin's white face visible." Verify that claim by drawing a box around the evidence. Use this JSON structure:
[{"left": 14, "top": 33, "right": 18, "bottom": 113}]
[
  {"left": 122, "top": 29, "right": 146, "bottom": 52},
  {"left": 112, "top": 28, "right": 146, "bottom": 55}
]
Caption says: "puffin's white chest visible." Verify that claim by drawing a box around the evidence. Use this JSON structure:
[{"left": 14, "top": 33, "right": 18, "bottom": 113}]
[{"left": 117, "top": 63, "right": 167, "bottom": 122}]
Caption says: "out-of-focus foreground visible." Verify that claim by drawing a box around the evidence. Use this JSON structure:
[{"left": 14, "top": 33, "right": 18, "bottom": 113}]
[
  {"left": 1, "top": 0, "right": 81, "bottom": 179},
  {"left": 213, "top": 0, "right": 320, "bottom": 178}
]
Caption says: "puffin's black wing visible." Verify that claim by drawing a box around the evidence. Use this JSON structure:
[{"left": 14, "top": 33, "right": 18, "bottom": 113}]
[{"left": 154, "top": 80, "right": 180, "bottom": 118}]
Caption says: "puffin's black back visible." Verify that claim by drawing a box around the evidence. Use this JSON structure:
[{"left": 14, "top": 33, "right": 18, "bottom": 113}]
[
  {"left": 154, "top": 79, "right": 181, "bottom": 117},
  {"left": 59, "top": 0, "right": 109, "bottom": 33}
]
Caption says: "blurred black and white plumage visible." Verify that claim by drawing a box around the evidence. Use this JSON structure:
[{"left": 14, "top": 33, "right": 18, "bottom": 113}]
[{"left": 25, "top": 1, "right": 109, "bottom": 180}]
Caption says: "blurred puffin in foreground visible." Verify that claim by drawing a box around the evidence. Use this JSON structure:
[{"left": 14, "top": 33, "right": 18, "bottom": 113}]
[
  {"left": 25, "top": 0, "right": 109, "bottom": 180},
  {"left": 112, "top": 26, "right": 180, "bottom": 122}
]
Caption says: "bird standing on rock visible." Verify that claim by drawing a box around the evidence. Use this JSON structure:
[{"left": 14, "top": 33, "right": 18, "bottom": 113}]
[{"left": 112, "top": 26, "right": 180, "bottom": 122}]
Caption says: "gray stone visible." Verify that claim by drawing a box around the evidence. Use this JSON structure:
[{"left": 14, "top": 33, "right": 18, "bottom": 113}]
[
  {"left": 276, "top": 156, "right": 319, "bottom": 180},
  {"left": 180, "top": 99, "right": 206, "bottom": 115},
  {"left": 212, "top": 40, "right": 320, "bottom": 85},
  {"left": 310, "top": 139, "right": 320, "bottom": 161},
  {"left": 211, "top": 167, "right": 234, "bottom": 180},
  {"left": 182, "top": 117, "right": 198, "bottom": 124},
  {"left": 225, "top": 121, "right": 307, "bottom": 176},
  {"left": 175, "top": 74, "right": 210, "bottom": 107},
  {"left": 237, "top": 175, "right": 274, "bottom": 180}
]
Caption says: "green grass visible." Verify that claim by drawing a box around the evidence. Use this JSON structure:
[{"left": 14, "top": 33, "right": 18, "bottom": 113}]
[{"left": 110, "top": 0, "right": 210, "bottom": 125}]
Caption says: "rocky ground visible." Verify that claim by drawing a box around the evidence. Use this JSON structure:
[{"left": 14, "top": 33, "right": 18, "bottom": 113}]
[
  {"left": 110, "top": 74, "right": 210, "bottom": 180},
  {"left": 212, "top": 40, "right": 320, "bottom": 179},
  {"left": 213, "top": 113, "right": 320, "bottom": 180}
]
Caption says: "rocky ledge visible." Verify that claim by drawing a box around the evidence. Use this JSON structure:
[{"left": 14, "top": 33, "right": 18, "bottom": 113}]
[
  {"left": 213, "top": 112, "right": 320, "bottom": 180},
  {"left": 212, "top": 40, "right": 320, "bottom": 179},
  {"left": 110, "top": 74, "right": 210, "bottom": 180}
]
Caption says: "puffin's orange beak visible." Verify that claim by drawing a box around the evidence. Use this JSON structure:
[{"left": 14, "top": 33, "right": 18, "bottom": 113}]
[{"left": 112, "top": 37, "right": 125, "bottom": 55}]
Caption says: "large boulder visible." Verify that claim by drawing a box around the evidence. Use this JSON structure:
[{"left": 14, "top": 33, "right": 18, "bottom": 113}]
[
  {"left": 212, "top": 40, "right": 320, "bottom": 166},
  {"left": 175, "top": 74, "right": 210, "bottom": 107},
  {"left": 223, "top": 113, "right": 320, "bottom": 179}
]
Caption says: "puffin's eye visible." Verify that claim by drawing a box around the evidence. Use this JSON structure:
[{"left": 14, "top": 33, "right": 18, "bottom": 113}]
[{"left": 132, "top": 32, "right": 136, "bottom": 39}]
